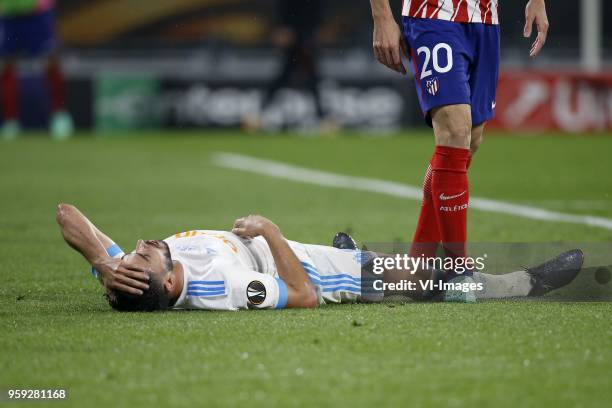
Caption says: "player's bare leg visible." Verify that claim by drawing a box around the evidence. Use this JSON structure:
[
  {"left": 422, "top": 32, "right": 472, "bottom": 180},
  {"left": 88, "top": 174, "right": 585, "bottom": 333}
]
[{"left": 431, "top": 104, "right": 472, "bottom": 149}]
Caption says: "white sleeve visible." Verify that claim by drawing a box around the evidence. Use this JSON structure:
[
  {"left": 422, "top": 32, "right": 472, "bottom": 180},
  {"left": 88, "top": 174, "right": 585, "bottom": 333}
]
[{"left": 222, "top": 265, "right": 289, "bottom": 310}]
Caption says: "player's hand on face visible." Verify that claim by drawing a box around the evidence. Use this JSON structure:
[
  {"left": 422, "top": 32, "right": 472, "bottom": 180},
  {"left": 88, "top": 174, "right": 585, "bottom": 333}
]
[
  {"left": 232, "top": 215, "right": 278, "bottom": 238},
  {"left": 94, "top": 257, "right": 150, "bottom": 295},
  {"left": 372, "top": 17, "right": 408, "bottom": 74},
  {"left": 524, "top": 0, "right": 549, "bottom": 58}
]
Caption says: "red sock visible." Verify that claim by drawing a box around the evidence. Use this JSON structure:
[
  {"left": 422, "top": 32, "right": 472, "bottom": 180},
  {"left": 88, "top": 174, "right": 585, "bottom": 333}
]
[
  {"left": 1, "top": 64, "right": 19, "bottom": 120},
  {"left": 409, "top": 160, "right": 440, "bottom": 259},
  {"left": 46, "top": 59, "right": 66, "bottom": 113},
  {"left": 431, "top": 145, "right": 470, "bottom": 260}
]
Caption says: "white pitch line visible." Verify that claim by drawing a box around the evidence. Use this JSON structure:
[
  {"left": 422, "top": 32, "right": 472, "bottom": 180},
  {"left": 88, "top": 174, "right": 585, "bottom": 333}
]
[{"left": 213, "top": 152, "right": 612, "bottom": 231}]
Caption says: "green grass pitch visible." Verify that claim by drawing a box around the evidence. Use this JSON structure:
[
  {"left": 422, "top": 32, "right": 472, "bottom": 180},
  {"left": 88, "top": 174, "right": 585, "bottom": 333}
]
[{"left": 1, "top": 131, "right": 611, "bottom": 407}]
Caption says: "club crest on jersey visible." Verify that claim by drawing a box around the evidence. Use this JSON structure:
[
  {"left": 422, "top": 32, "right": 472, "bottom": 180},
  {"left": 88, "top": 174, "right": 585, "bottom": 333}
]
[
  {"left": 246, "top": 280, "right": 266, "bottom": 305},
  {"left": 426, "top": 77, "right": 439, "bottom": 96}
]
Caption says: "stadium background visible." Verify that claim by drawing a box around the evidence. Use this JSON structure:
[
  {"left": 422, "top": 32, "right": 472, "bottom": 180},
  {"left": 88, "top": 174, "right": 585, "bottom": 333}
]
[{"left": 12, "top": 0, "right": 612, "bottom": 132}]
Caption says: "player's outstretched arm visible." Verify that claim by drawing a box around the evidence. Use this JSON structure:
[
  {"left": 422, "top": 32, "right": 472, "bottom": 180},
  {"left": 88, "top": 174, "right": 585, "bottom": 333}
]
[
  {"left": 55, "top": 203, "right": 149, "bottom": 295},
  {"left": 524, "top": 0, "right": 549, "bottom": 57},
  {"left": 370, "top": 0, "right": 407, "bottom": 74},
  {"left": 232, "top": 215, "right": 318, "bottom": 309}
]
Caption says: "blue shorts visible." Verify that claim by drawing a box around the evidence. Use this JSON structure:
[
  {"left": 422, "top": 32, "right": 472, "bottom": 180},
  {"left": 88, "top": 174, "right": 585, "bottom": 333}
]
[
  {"left": 0, "top": 10, "right": 57, "bottom": 57},
  {"left": 402, "top": 17, "right": 500, "bottom": 127}
]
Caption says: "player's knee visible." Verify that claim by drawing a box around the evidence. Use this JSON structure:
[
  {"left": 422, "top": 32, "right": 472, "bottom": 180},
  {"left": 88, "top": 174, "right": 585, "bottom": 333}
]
[
  {"left": 432, "top": 108, "right": 472, "bottom": 148},
  {"left": 449, "top": 123, "right": 471, "bottom": 143},
  {"left": 437, "top": 123, "right": 471, "bottom": 147}
]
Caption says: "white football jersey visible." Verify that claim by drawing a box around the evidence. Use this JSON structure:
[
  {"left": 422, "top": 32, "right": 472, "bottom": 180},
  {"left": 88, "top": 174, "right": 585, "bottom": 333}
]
[
  {"left": 164, "top": 230, "right": 367, "bottom": 310},
  {"left": 165, "top": 230, "right": 287, "bottom": 311}
]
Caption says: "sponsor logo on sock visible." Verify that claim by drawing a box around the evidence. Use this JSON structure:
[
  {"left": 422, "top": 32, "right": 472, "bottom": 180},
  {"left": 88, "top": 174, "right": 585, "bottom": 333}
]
[
  {"left": 439, "top": 191, "right": 466, "bottom": 201},
  {"left": 439, "top": 203, "right": 469, "bottom": 212}
]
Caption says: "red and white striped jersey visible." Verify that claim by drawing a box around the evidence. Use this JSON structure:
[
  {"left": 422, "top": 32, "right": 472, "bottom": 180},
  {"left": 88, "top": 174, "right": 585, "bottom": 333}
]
[{"left": 402, "top": 0, "right": 499, "bottom": 25}]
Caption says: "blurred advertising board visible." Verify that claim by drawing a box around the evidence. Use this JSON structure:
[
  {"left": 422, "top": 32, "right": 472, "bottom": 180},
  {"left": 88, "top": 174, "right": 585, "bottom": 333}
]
[
  {"left": 489, "top": 71, "right": 612, "bottom": 132},
  {"left": 90, "top": 70, "right": 611, "bottom": 132},
  {"left": 89, "top": 74, "right": 419, "bottom": 131},
  {"left": 95, "top": 75, "right": 162, "bottom": 131},
  {"left": 159, "top": 79, "right": 412, "bottom": 131},
  {"left": 10, "top": 68, "right": 612, "bottom": 133}
]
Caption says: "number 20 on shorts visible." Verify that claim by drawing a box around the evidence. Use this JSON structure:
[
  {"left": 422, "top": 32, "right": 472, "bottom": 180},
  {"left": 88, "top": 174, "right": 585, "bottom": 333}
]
[{"left": 416, "top": 43, "right": 453, "bottom": 80}]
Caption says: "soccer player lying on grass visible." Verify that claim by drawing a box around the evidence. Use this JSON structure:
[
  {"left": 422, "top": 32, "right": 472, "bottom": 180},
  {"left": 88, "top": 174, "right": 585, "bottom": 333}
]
[{"left": 56, "top": 203, "right": 583, "bottom": 311}]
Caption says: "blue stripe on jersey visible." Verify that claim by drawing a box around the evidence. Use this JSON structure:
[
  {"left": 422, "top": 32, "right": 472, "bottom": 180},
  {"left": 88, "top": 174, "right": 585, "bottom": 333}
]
[
  {"left": 189, "top": 280, "right": 225, "bottom": 285},
  {"left": 306, "top": 274, "right": 361, "bottom": 287},
  {"left": 187, "top": 286, "right": 225, "bottom": 292},
  {"left": 187, "top": 290, "right": 226, "bottom": 297},
  {"left": 300, "top": 261, "right": 361, "bottom": 294},
  {"left": 187, "top": 280, "right": 226, "bottom": 297},
  {"left": 275, "top": 278, "right": 288, "bottom": 309},
  {"left": 301, "top": 262, "right": 361, "bottom": 283},
  {"left": 188, "top": 283, "right": 225, "bottom": 288},
  {"left": 301, "top": 261, "right": 361, "bottom": 284}
]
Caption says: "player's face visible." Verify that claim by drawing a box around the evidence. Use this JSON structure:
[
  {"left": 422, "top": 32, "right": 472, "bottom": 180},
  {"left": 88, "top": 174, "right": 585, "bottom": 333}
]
[{"left": 122, "top": 239, "right": 173, "bottom": 278}]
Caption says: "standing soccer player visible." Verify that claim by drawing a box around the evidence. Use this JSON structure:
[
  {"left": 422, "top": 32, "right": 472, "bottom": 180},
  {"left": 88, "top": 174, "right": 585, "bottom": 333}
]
[
  {"left": 0, "top": 0, "right": 73, "bottom": 140},
  {"left": 368, "top": 0, "right": 549, "bottom": 296}
]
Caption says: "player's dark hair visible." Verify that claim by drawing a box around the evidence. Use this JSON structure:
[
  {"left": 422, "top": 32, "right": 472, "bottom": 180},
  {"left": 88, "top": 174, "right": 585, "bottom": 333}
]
[
  {"left": 106, "top": 242, "right": 174, "bottom": 312},
  {"left": 106, "top": 272, "right": 170, "bottom": 312}
]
